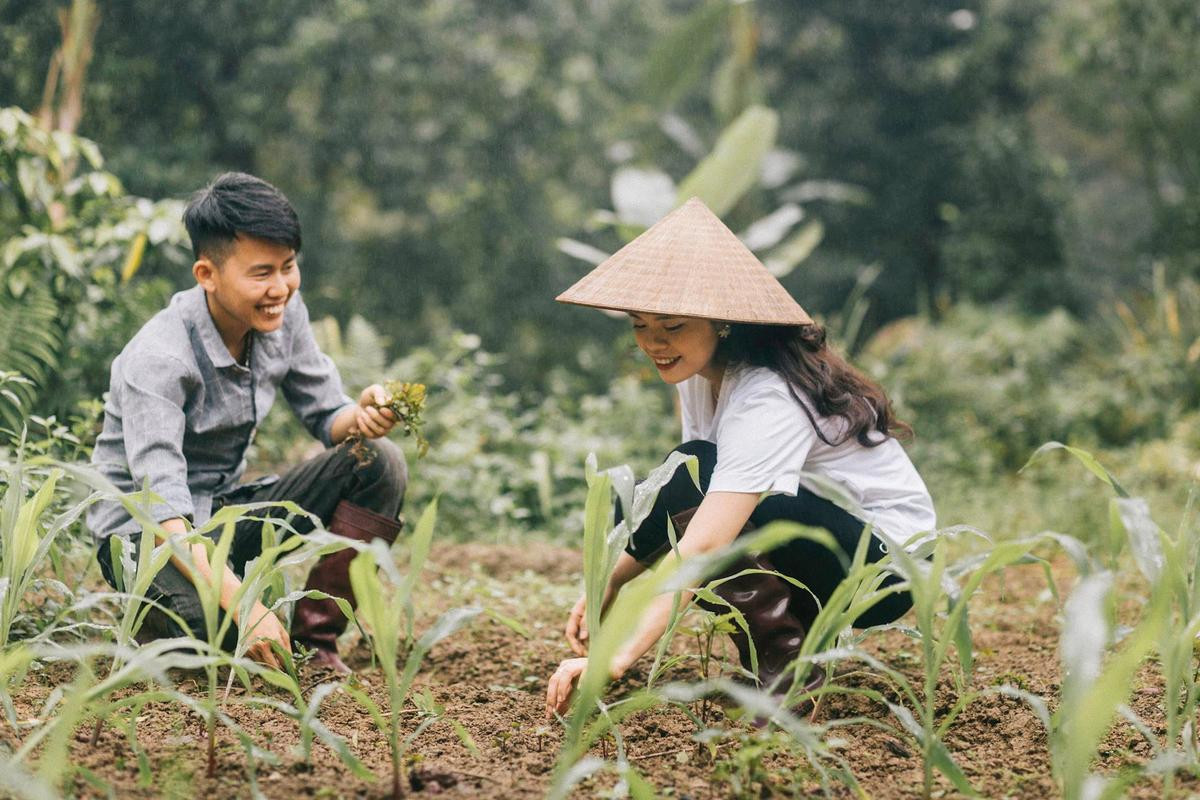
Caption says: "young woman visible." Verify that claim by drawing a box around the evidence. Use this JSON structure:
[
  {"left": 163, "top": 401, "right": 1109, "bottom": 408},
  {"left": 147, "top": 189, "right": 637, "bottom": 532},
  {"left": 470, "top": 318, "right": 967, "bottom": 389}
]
[{"left": 545, "top": 198, "right": 935, "bottom": 718}]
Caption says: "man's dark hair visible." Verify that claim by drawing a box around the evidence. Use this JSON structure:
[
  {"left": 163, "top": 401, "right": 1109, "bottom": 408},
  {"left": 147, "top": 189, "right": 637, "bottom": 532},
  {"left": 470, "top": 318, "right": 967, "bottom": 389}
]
[{"left": 183, "top": 172, "right": 302, "bottom": 263}]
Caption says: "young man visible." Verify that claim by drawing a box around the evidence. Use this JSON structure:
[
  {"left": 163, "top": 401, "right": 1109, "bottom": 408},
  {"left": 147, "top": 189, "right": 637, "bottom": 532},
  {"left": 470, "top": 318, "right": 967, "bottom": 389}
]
[{"left": 88, "top": 172, "right": 407, "bottom": 673}]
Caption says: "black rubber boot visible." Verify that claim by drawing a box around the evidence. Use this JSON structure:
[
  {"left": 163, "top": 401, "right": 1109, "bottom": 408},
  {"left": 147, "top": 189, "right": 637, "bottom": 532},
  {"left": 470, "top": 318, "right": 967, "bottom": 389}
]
[{"left": 672, "top": 507, "right": 824, "bottom": 705}]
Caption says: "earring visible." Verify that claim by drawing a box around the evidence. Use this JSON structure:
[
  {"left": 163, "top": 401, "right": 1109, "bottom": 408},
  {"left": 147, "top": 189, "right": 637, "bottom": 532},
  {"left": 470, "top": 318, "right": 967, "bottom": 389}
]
[{"left": 718, "top": 324, "right": 732, "bottom": 339}]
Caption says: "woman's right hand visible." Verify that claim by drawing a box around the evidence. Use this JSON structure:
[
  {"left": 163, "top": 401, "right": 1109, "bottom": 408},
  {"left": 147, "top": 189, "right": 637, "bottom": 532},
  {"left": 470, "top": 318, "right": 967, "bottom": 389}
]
[
  {"left": 242, "top": 602, "right": 290, "bottom": 671},
  {"left": 564, "top": 594, "right": 589, "bottom": 655}
]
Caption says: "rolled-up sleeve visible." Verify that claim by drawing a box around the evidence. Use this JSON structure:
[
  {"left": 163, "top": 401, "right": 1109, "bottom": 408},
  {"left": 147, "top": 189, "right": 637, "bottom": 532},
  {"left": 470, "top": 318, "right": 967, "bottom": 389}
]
[
  {"left": 710, "top": 385, "right": 814, "bottom": 495},
  {"left": 120, "top": 352, "right": 196, "bottom": 523},
  {"left": 280, "top": 296, "right": 355, "bottom": 446}
]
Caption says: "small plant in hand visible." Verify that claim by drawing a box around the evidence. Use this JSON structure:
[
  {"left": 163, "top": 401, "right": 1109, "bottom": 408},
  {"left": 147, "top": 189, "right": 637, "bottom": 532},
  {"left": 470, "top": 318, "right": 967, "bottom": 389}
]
[{"left": 346, "top": 381, "right": 430, "bottom": 464}]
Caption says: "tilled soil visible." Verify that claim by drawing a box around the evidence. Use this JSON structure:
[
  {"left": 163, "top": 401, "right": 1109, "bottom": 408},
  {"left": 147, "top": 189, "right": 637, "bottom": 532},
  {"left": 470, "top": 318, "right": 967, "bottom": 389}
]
[{"left": 5, "top": 541, "right": 1190, "bottom": 798}]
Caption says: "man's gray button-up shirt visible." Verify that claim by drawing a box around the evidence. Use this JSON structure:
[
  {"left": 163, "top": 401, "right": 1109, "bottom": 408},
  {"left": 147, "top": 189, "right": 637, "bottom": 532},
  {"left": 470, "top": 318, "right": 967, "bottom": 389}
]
[{"left": 87, "top": 285, "right": 354, "bottom": 541}]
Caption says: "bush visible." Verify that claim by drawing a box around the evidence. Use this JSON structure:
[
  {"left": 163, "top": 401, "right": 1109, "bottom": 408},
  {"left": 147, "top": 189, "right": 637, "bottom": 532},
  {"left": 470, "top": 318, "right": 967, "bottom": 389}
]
[
  {"left": 0, "top": 106, "right": 187, "bottom": 443},
  {"left": 253, "top": 319, "right": 678, "bottom": 542},
  {"left": 860, "top": 288, "right": 1200, "bottom": 536}
]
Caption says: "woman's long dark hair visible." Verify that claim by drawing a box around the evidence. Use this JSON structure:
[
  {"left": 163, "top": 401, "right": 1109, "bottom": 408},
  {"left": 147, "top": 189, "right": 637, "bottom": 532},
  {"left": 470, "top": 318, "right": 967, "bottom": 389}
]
[{"left": 716, "top": 323, "right": 911, "bottom": 447}]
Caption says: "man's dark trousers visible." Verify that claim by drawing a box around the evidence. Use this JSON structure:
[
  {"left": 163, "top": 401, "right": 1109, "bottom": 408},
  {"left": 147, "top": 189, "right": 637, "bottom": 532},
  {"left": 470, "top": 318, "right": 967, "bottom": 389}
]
[{"left": 96, "top": 438, "right": 407, "bottom": 652}]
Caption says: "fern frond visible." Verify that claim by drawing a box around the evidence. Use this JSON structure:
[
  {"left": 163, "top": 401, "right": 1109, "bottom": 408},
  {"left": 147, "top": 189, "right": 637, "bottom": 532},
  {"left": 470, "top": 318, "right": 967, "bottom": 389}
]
[{"left": 0, "top": 282, "right": 63, "bottom": 435}]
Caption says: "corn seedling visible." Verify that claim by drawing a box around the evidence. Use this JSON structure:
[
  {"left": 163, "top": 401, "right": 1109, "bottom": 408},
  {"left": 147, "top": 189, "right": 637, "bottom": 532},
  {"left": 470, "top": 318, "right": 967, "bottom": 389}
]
[
  {"left": 57, "top": 463, "right": 379, "bottom": 784},
  {"left": 346, "top": 380, "right": 430, "bottom": 464},
  {"left": 181, "top": 501, "right": 326, "bottom": 780},
  {"left": 544, "top": 452, "right": 699, "bottom": 794},
  {"left": 0, "top": 452, "right": 93, "bottom": 655},
  {"left": 550, "top": 453, "right": 838, "bottom": 797},
  {"left": 1036, "top": 443, "right": 1200, "bottom": 796},
  {"left": 549, "top": 506, "right": 813, "bottom": 798},
  {"left": 998, "top": 570, "right": 1165, "bottom": 800},
  {"left": 818, "top": 528, "right": 1051, "bottom": 799},
  {"left": 347, "top": 498, "right": 480, "bottom": 798},
  {"left": 1, "top": 638, "right": 207, "bottom": 798},
  {"left": 661, "top": 677, "right": 864, "bottom": 797},
  {"left": 1137, "top": 487, "right": 1200, "bottom": 796}
]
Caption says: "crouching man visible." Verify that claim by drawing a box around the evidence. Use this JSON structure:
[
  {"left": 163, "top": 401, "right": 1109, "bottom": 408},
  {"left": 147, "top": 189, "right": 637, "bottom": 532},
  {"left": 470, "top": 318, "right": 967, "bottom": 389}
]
[{"left": 88, "top": 171, "right": 406, "bottom": 673}]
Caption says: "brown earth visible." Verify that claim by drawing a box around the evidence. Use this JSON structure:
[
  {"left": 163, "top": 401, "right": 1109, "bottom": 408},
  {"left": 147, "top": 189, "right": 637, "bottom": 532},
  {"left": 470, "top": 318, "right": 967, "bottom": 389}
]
[{"left": 5, "top": 541, "right": 1192, "bottom": 799}]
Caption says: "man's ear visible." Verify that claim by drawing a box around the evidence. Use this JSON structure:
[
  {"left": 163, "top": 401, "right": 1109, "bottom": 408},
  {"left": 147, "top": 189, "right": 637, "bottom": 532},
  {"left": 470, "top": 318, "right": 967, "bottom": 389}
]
[{"left": 193, "top": 257, "right": 218, "bottom": 291}]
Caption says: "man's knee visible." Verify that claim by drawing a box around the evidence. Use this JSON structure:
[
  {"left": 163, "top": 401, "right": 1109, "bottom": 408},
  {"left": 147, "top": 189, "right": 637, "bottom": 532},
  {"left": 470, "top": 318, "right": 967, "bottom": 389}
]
[{"left": 353, "top": 438, "right": 408, "bottom": 509}]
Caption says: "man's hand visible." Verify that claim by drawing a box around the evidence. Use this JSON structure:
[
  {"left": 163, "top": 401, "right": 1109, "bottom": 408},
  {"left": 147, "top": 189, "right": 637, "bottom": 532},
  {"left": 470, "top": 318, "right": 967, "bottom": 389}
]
[
  {"left": 355, "top": 384, "right": 397, "bottom": 439},
  {"left": 240, "top": 602, "right": 290, "bottom": 671},
  {"left": 545, "top": 657, "right": 589, "bottom": 719}
]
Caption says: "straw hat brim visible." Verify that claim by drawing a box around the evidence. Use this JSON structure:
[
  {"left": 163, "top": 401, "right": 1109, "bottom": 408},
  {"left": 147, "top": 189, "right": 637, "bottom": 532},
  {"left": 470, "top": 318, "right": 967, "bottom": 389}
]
[{"left": 556, "top": 197, "right": 812, "bottom": 327}]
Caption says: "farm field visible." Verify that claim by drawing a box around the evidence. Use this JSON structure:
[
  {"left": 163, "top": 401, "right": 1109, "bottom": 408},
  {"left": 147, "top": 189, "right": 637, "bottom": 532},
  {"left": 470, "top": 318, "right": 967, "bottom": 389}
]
[
  {"left": 4, "top": 535, "right": 1192, "bottom": 799},
  {"left": 5, "top": 2, "right": 1200, "bottom": 797}
]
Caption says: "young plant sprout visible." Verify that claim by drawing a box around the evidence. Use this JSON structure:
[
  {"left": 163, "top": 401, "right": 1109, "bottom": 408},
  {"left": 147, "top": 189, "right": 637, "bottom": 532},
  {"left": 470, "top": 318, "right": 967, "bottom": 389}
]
[
  {"left": 347, "top": 498, "right": 480, "bottom": 799},
  {"left": 346, "top": 381, "right": 430, "bottom": 464}
]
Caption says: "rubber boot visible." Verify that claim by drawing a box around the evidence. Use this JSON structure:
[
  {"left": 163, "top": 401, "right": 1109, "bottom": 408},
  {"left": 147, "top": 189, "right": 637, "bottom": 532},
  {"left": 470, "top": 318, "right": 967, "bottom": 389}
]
[
  {"left": 292, "top": 500, "right": 403, "bottom": 673},
  {"left": 672, "top": 507, "right": 824, "bottom": 707}
]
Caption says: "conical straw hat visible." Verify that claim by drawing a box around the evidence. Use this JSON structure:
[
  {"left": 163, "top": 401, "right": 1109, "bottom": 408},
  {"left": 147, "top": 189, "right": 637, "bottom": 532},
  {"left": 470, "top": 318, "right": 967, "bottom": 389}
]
[{"left": 556, "top": 197, "right": 811, "bottom": 325}]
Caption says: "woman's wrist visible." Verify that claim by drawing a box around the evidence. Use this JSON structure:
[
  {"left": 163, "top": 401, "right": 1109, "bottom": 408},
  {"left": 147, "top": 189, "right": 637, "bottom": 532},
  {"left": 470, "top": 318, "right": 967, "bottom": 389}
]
[{"left": 608, "top": 652, "right": 633, "bottom": 680}]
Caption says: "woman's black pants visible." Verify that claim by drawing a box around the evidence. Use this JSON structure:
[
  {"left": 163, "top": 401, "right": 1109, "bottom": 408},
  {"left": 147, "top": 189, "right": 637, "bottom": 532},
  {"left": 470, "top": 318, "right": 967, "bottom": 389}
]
[{"left": 623, "top": 440, "right": 912, "bottom": 628}]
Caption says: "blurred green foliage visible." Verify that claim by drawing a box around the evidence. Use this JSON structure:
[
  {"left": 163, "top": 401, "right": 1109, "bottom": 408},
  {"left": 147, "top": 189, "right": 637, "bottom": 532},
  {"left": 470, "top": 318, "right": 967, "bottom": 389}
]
[
  {"left": 1050, "top": 0, "right": 1200, "bottom": 278},
  {"left": 0, "top": 0, "right": 1095, "bottom": 386},
  {"left": 1, "top": 0, "right": 1199, "bottom": 546},
  {"left": 867, "top": 280, "right": 1200, "bottom": 479},
  {"left": 252, "top": 317, "right": 677, "bottom": 541},
  {"left": 0, "top": 107, "right": 186, "bottom": 439}
]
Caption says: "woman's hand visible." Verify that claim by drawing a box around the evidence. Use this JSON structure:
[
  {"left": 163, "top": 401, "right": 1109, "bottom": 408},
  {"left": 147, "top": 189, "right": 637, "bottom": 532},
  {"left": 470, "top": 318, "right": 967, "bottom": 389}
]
[
  {"left": 564, "top": 594, "right": 589, "bottom": 655},
  {"left": 241, "top": 602, "right": 291, "bottom": 671},
  {"left": 545, "top": 657, "right": 589, "bottom": 719}
]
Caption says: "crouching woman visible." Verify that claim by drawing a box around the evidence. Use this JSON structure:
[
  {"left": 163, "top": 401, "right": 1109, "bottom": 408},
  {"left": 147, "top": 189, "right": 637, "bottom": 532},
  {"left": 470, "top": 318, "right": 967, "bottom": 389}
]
[{"left": 545, "top": 199, "right": 936, "bottom": 718}]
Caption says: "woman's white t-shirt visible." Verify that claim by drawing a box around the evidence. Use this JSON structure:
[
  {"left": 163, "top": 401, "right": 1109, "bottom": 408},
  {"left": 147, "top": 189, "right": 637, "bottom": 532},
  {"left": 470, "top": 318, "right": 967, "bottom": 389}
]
[{"left": 677, "top": 363, "right": 936, "bottom": 548}]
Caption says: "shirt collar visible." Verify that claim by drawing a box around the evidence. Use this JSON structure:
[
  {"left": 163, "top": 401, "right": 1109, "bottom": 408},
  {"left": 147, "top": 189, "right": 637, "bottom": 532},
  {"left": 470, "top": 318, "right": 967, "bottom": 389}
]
[{"left": 179, "top": 285, "right": 237, "bottom": 369}]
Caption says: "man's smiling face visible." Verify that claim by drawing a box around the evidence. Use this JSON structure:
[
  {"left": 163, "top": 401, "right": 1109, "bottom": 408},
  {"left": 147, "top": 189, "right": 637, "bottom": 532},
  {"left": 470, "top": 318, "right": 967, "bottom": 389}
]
[{"left": 194, "top": 234, "right": 300, "bottom": 346}]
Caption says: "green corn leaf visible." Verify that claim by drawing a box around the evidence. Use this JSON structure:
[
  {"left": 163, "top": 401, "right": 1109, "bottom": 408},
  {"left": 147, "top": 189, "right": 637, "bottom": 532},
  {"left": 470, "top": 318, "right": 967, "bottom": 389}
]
[
  {"left": 927, "top": 737, "right": 978, "bottom": 797},
  {"left": 623, "top": 762, "right": 659, "bottom": 800},
  {"left": 1057, "top": 573, "right": 1164, "bottom": 800},
  {"left": 993, "top": 685, "right": 1052, "bottom": 731},
  {"left": 36, "top": 669, "right": 93, "bottom": 786},
  {"left": 677, "top": 105, "right": 779, "bottom": 217},
  {"left": 951, "top": 602, "right": 974, "bottom": 678},
  {"left": 1113, "top": 497, "right": 1165, "bottom": 582},
  {"left": 342, "top": 682, "right": 389, "bottom": 737},
  {"left": 1021, "top": 442, "right": 1130, "bottom": 498},
  {"left": 886, "top": 701, "right": 978, "bottom": 796},
  {"left": 606, "top": 464, "right": 636, "bottom": 530},
  {"left": 12, "top": 468, "right": 60, "bottom": 576},
  {"left": 349, "top": 550, "right": 396, "bottom": 666},
  {"left": 0, "top": 756, "right": 59, "bottom": 800},
  {"left": 404, "top": 498, "right": 438, "bottom": 593},
  {"left": 449, "top": 719, "right": 480, "bottom": 756},
  {"left": 582, "top": 472, "right": 614, "bottom": 643},
  {"left": 483, "top": 608, "right": 530, "bottom": 638}
]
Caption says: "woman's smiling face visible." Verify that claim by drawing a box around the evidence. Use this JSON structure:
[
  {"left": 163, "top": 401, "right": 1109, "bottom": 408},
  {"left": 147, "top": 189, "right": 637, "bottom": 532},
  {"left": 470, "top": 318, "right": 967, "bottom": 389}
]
[{"left": 629, "top": 312, "right": 724, "bottom": 385}]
